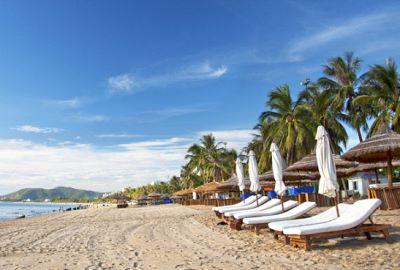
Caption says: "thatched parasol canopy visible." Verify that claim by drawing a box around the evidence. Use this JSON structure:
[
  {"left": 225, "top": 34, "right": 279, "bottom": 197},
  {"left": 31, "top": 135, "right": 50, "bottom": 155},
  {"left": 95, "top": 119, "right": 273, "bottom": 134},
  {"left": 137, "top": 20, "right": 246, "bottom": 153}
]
[
  {"left": 286, "top": 152, "right": 358, "bottom": 172},
  {"left": 260, "top": 170, "right": 317, "bottom": 181},
  {"left": 147, "top": 192, "right": 162, "bottom": 198},
  {"left": 194, "top": 182, "right": 221, "bottom": 193},
  {"left": 216, "top": 176, "right": 250, "bottom": 190},
  {"left": 342, "top": 125, "right": 400, "bottom": 187},
  {"left": 136, "top": 195, "right": 148, "bottom": 200},
  {"left": 173, "top": 188, "right": 194, "bottom": 196}
]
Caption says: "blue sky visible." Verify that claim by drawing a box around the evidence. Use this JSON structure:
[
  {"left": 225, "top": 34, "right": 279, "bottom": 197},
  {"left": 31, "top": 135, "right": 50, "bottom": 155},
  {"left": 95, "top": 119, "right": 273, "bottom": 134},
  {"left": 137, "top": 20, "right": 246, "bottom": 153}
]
[{"left": 1, "top": 0, "right": 400, "bottom": 194}]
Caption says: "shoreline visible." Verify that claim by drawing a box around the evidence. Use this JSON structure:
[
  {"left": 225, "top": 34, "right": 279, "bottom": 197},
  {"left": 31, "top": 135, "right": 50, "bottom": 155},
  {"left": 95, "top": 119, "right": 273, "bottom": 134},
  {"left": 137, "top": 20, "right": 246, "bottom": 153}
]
[
  {"left": 0, "top": 201, "right": 91, "bottom": 222},
  {"left": 0, "top": 204, "right": 398, "bottom": 269}
]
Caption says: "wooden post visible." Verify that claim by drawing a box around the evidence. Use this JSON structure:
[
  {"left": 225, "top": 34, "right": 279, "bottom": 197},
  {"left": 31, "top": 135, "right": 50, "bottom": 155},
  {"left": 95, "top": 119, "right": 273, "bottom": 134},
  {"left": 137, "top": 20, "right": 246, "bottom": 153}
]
[{"left": 387, "top": 154, "right": 393, "bottom": 188}]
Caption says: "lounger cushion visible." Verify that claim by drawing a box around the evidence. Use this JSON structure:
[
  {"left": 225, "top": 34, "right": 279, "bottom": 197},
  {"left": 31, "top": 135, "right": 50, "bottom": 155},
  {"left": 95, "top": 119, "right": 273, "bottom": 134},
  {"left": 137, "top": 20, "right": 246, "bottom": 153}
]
[
  {"left": 268, "top": 203, "right": 351, "bottom": 231},
  {"left": 283, "top": 199, "right": 381, "bottom": 235},
  {"left": 218, "top": 196, "right": 269, "bottom": 214},
  {"left": 239, "top": 200, "right": 299, "bottom": 221},
  {"left": 242, "top": 202, "right": 316, "bottom": 225},
  {"left": 225, "top": 199, "right": 281, "bottom": 218},
  {"left": 212, "top": 195, "right": 258, "bottom": 211}
]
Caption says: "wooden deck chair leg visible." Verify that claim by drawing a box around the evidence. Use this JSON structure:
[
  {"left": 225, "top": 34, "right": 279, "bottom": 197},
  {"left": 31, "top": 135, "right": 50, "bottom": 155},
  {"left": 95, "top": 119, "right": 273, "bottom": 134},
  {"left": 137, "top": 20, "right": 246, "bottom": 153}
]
[
  {"left": 284, "top": 235, "right": 290, "bottom": 245},
  {"left": 380, "top": 228, "right": 390, "bottom": 242},
  {"left": 364, "top": 232, "right": 372, "bottom": 240},
  {"left": 304, "top": 236, "right": 311, "bottom": 251}
]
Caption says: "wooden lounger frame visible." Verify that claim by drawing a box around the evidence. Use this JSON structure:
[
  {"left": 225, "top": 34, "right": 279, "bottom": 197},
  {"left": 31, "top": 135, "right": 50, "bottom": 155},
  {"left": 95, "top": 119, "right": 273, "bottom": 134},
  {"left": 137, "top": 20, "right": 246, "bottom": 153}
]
[{"left": 287, "top": 223, "right": 390, "bottom": 250}]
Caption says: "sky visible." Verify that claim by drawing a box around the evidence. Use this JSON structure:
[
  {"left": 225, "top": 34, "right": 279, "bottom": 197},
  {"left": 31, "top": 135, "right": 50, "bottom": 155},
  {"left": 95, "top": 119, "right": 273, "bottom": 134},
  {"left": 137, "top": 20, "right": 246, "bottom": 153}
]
[{"left": 1, "top": 0, "right": 400, "bottom": 194}]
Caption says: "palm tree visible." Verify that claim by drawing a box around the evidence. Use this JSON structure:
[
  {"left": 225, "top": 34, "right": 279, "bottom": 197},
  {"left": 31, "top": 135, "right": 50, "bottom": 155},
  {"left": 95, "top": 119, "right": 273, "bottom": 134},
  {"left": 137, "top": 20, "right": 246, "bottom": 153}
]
[
  {"left": 259, "top": 85, "right": 314, "bottom": 165},
  {"left": 318, "top": 52, "right": 368, "bottom": 141},
  {"left": 355, "top": 58, "right": 400, "bottom": 134},
  {"left": 184, "top": 134, "right": 237, "bottom": 184},
  {"left": 299, "top": 84, "right": 348, "bottom": 153}
]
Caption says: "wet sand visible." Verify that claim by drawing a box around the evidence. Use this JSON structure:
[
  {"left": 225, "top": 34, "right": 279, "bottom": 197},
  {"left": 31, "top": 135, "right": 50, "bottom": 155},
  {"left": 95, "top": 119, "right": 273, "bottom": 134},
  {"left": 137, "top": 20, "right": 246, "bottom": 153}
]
[{"left": 0, "top": 204, "right": 398, "bottom": 269}]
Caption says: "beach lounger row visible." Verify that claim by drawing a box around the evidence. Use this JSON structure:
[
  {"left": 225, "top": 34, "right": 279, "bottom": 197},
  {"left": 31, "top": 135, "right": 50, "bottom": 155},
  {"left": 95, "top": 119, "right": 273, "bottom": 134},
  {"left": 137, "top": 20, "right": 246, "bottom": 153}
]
[{"left": 213, "top": 197, "right": 390, "bottom": 250}]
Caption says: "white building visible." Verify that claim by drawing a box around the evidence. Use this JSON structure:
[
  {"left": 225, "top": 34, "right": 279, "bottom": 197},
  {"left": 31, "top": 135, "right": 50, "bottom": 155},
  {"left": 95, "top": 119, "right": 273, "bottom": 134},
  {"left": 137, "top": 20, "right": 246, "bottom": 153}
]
[{"left": 347, "top": 171, "right": 387, "bottom": 197}]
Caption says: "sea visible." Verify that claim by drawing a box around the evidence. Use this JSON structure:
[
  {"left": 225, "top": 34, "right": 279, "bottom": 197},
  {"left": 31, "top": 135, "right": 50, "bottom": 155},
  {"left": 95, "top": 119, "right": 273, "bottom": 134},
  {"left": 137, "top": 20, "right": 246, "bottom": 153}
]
[{"left": 0, "top": 201, "right": 77, "bottom": 220}]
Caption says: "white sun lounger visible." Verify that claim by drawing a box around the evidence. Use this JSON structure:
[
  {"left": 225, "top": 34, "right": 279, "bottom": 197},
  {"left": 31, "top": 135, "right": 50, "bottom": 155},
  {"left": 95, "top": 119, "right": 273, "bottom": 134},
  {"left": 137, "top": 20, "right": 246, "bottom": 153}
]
[
  {"left": 218, "top": 196, "right": 269, "bottom": 214},
  {"left": 212, "top": 195, "right": 260, "bottom": 212},
  {"left": 224, "top": 198, "right": 281, "bottom": 218},
  {"left": 229, "top": 200, "right": 298, "bottom": 230},
  {"left": 238, "top": 200, "right": 299, "bottom": 220},
  {"left": 283, "top": 199, "right": 390, "bottom": 250},
  {"left": 268, "top": 203, "right": 351, "bottom": 232},
  {"left": 243, "top": 201, "right": 317, "bottom": 225}
]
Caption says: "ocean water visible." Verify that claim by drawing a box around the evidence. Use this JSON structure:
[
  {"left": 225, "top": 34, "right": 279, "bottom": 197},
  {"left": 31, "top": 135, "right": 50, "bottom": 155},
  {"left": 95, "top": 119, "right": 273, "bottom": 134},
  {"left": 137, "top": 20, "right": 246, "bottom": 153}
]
[{"left": 0, "top": 201, "right": 76, "bottom": 220}]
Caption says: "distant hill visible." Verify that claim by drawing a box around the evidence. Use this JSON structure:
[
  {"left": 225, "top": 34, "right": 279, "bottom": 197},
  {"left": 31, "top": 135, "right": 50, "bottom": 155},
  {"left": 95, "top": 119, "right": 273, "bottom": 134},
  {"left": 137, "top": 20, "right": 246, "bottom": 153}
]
[{"left": 0, "top": 186, "right": 103, "bottom": 202}]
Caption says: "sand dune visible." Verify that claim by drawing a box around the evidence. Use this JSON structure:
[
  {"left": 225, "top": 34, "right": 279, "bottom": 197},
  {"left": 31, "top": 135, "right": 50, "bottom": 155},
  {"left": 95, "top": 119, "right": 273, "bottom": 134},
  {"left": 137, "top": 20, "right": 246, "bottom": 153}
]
[{"left": 0, "top": 204, "right": 398, "bottom": 269}]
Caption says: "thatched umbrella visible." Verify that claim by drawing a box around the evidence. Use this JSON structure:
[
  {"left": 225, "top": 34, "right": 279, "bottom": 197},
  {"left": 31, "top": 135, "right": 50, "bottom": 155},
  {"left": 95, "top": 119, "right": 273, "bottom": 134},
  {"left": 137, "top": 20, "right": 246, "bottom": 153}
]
[
  {"left": 260, "top": 171, "right": 317, "bottom": 181},
  {"left": 342, "top": 125, "right": 400, "bottom": 187},
  {"left": 286, "top": 152, "right": 358, "bottom": 173}
]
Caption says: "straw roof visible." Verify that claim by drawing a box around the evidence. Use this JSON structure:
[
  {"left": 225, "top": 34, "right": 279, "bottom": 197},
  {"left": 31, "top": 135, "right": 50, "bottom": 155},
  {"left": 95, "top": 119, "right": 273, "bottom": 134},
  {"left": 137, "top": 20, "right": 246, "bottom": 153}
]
[
  {"left": 339, "top": 161, "right": 400, "bottom": 176},
  {"left": 173, "top": 188, "right": 194, "bottom": 196},
  {"left": 286, "top": 152, "right": 358, "bottom": 172},
  {"left": 194, "top": 182, "right": 220, "bottom": 193},
  {"left": 147, "top": 192, "right": 162, "bottom": 198},
  {"left": 342, "top": 126, "right": 400, "bottom": 162},
  {"left": 136, "top": 195, "right": 148, "bottom": 200},
  {"left": 216, "top": 176, "right": 252, "bottom": 190},
  {"left": 260, "top": 171, "right": 317, "bottom": 181}
]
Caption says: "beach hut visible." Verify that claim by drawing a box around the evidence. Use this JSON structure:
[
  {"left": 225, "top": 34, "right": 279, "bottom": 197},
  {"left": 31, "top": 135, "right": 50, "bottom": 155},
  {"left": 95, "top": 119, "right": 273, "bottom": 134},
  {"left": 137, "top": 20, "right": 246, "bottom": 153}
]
[{"left": 342, "top": 125, "right": 400, "bottom": 209}]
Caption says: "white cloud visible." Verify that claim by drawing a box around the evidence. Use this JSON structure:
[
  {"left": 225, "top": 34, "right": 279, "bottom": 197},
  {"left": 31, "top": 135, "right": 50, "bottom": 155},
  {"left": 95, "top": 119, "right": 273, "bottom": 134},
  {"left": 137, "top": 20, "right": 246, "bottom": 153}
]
[
  {"left": 107, "top": 74, "right": 137, "bottom": 94},
  {"left": 286, "top": 11, "right": 400, "bottom": 61},
  {"left": 0, "top": 129, "right": 254, "bottom": 194},
  {"left": 126, "top": 106, "right": 210, "bottom": 123},
  {"left": 13, "top": 125, "right": 63, "bottom": 134},
  {"left": 72, "top": 114, "right": 109, "bottom": 122},
  {"left": 44, "top": 97, "right": 85, "bottom": 108},
  {"left": 96, "top": 133, "right": 144, "bottom": 139},
  {"left": 197, "top": 129, "right": 256, "bottom": 152},
  {"left": 107, "top": 62, "right": 228, "bottom": 94}
]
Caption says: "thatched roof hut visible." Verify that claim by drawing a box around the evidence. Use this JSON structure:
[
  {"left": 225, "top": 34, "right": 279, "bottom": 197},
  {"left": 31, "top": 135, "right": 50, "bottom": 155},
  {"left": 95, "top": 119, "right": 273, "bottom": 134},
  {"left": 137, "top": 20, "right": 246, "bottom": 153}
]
[
  {"left": 136, "top": 195, "right": 148, "bottom": 200},
  {"left": 147, "top": 193, "right": 162, "bottom": 199},
  {"left": 286, "top": 152, "right": 358, "bottom": 172},
  {"left": 342, "top": 125, "right": 400, "bottom": 187},
  {"left": 194, "top": 182, "right": 220, "bottom": 193},
  {"left": 260, "top": 171, "right": 317, "bottom": 181},
  {"left": 174, "top": 188, "right": 194, "bottom": 196}
]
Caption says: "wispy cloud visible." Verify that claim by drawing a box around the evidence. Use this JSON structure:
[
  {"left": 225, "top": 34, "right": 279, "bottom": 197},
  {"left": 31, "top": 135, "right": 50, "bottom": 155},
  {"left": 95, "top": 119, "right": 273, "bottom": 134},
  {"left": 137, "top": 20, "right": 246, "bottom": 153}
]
[
  {"left": 96, "top": 133, "right": 144, "bottom": 139},
  {"left": 107, "top": 62, "right": 228, "bottom": 94},
  {"left": 125, "top": 105, "right": 210, "bottom": 123},
  {"left": 12, "top": 125, "right": 63, "bottom": 134},
  {"left": 108, "top": 74, "right": 137, "bottom": 94},
  {"left": 43, "top": 97, "right": 88, "bottom": 109},
  {"left": 197, "top": 129, "right": 256, "bottom": 151},
  {"left": 72, "top": 113, "right": 109, "bottom": 122},
  {"left": 286, "top": 11, "right": 400, "bottom": 61}
]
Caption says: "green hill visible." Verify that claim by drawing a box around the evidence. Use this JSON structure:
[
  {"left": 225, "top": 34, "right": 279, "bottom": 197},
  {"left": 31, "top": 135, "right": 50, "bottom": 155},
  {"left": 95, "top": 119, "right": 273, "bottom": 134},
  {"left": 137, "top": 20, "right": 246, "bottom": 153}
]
[{"left": 0, "top": 186, "right": 103, "bottom": 202}]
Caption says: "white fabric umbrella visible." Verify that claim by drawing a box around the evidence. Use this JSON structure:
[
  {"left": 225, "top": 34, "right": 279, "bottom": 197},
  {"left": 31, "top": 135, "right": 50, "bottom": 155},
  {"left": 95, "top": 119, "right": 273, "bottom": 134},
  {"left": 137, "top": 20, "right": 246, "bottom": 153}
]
[
  {"left": 315, "top": 126, "right": 339, "bottom": 197},
  {"left": 316, "top": 126, "right": 340, "bottom": 216},
  {"left": 270, "top": 143, "right": 286, "bottom": 196},
  {"left": 236, "top": 158, "right": 246, "bottom": 192},
  {"left": 248, "top": 150, "right": 261, "bottom": 193}
]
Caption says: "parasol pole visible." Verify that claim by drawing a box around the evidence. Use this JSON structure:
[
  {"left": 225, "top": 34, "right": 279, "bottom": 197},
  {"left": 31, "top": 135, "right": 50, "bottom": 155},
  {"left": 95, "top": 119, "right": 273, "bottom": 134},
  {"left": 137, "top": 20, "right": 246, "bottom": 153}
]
[{"left": 334, "top": 191, "right": 340, "bottom": 217}]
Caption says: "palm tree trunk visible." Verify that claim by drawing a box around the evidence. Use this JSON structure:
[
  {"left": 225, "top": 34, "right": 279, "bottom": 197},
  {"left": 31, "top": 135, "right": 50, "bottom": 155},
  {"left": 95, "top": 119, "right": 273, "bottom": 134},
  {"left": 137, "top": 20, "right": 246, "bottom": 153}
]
[{"left": 356, "top": 127, "right": 363, "bottom": 142}]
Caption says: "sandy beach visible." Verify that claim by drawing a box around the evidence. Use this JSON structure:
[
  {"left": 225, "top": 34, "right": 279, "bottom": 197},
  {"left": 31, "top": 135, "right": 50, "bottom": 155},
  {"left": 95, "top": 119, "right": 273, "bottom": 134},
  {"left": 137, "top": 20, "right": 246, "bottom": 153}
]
[{"left": 0, "top": 204, "right": 399, "bottom": 270}]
